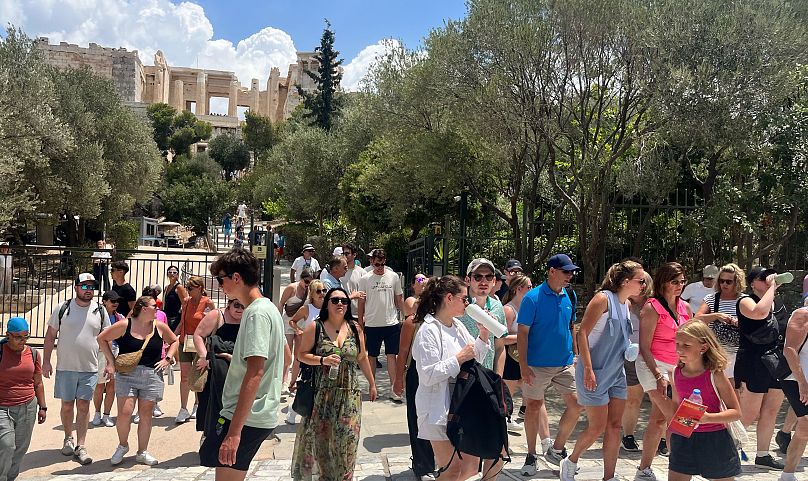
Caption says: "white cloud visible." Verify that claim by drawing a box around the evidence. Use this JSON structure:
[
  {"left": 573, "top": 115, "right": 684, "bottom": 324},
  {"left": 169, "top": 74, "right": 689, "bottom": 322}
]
[
  {"left": 2, "top": 0, "right": 395, "bottom": 95},
  {"left": 341, "top": 38, "right": 402, "bottom": 91}
]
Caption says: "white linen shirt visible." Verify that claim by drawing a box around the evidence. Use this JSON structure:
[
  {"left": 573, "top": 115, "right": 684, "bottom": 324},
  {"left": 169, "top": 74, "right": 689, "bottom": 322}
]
[{"left": 412, "top": 314, "right": 491, "bottom": 427}]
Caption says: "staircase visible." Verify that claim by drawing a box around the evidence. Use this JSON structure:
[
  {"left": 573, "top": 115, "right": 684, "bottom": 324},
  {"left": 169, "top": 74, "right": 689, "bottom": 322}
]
[{"left": 209, "top": 222, "right": 269, "bottom": 253}]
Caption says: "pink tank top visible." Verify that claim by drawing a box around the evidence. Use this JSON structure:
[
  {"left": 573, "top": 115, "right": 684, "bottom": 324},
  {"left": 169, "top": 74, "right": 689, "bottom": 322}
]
[
  {"left": 646, "top": 298, "right": 689, "bottom": 364},
  {"left": 673, "top": 366, "right": 724, "bottom": 432}
]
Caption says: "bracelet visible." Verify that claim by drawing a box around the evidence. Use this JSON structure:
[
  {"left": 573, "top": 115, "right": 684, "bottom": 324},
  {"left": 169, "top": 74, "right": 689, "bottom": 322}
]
[
  {"left": 319, "top": 356, "right": 324, "bottom": 365},
  {"left": 39, "top": 406, "right": 47, "bottom": 411},
  {"left": 655, "top": 373, "right": 665, "bottom": 381}
]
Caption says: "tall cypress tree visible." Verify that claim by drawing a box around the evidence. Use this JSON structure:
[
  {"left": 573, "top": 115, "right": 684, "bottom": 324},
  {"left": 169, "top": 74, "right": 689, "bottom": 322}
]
[{"left": 297, "top": 20, "right": 343, "bottom": 131}]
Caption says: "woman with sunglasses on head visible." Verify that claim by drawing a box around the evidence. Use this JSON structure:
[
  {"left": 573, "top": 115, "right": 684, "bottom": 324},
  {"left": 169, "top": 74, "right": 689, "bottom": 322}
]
[
  {"left": 278, "top": 267, "right": 313, "bottom": 390},
  {"left": 176, "top": 276, "right": 216, "bottom": 424},
  {"left": 501, "top": 273, "right": 533, "bottom": 432},
  {"left": 635, "top": 262, "right": 692, "bottom": 480},
  {"left": 163, "top": 266, "right": 187, "bottom": 332},
  {"left": 192, "top": 298, "right": 244, "bottom": 440},
  {"left": 411, "top": 275, "right": 492, "bottom": 481},
  {"left": 392, "top": 273, "right": 435, "bottom": 480},
  {"left": 291, "top": 287, "right": 377, "bottom": 481},
  {"left": 285, "top": 279, "right": 327, "bottom": 425},
  {"left": 694, "top": 263, "right": 745, "bottom": 388},
  {"left": 98, "top": 296, "right": 179, "bottom": 466},
  {"left": 621, "top": 271, "right": 653, "bottom": 453}
]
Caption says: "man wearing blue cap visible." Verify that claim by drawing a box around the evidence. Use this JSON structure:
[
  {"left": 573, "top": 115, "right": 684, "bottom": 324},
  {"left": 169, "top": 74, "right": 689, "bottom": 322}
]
[
  {"left": 42, "top": 273, "right": 110, "bottom": 465},
  {"left": 516, "top": 254, "right": 583, "bottom": 475},
  {"left": 0, "top": 317, "right": 47, "bottom": 481}
]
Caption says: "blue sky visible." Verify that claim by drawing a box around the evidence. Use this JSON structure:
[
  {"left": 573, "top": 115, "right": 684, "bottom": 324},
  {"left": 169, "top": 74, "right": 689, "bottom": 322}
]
[{"left": 0, "top": 0, "right": 467, "bottom": 90}]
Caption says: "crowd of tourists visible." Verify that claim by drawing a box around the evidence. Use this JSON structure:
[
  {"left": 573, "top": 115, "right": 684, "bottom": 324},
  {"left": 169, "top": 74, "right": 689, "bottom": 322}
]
[{"left": 2, "top": 244, "right": 808, "bottom": 481}]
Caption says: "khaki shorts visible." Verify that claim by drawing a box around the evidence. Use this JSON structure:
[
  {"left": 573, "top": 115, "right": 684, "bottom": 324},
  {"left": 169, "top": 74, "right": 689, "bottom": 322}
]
[{"left": 522, "top": 365, "right": 576, "bottom": 400}]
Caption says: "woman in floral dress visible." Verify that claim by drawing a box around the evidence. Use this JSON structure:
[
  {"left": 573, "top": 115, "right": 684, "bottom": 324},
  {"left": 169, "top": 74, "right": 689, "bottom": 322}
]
[{"left": 292, "top": 287, "right": 378, "bottom": 480}]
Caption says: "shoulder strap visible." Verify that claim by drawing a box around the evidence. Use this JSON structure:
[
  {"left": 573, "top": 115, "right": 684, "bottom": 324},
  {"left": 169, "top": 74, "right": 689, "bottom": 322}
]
[
  {"left": 348, "top": 321, "right": 362, "bottom": 353},
  {"left": 311, "top": 321, "right": 322, "bottom": 355},
  {"left": 709, "top": 370, "right": 727, "bottom": 411},
  {"left": 135, "top": 321, "right": 158, "bottom": 354},
  {"left": 713, "top": 293, "right": 720, "bottom": 314},
  {"left": 57, "top": 299, "right": 71, "bottom": 327},
  {"left": 31, "top": 346, "right": 38, "bottom": 365}
]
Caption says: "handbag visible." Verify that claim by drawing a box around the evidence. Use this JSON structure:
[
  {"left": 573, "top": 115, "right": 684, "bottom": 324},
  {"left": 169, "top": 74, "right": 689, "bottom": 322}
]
[
  {"left": 114, "top": 320, "right": 157, "bottom": 374},
  {"left": 709, "top": 371, "right": 748, "bottom": 449},
  {"left": 183, "top": 334, "right": 197, "bottom": 353},
  {"left": 761, "top": 333, "right": 808, "bottom": 382},
  {"left": 738, "top": 296, "right": 779, "bottom": 345},
  {"left": 292, "top": 321, "right": 321, "bottom": 418},
  {"left": 189, "top": 310, "right": 224, "bottom": 392}
]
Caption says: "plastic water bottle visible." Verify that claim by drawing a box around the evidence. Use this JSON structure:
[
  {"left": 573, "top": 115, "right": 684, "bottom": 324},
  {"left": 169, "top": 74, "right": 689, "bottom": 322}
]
[
  {"left": 328, "top": 348, "right": 341, "bottom": 380},
  {"left": 464, "top": 303, "right": 508, "bottom": 337},
  {"left": 689, "top": 388, "right": 703, "bottom": 405},
  {"left": 775, "top": 272, "right": 794, "bottom": 285}
]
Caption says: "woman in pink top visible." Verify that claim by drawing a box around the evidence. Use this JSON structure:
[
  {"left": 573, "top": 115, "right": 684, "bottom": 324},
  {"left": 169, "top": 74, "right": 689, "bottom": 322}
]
[{"left": 635, "top": 262, "right": 693, "bottom": 479}]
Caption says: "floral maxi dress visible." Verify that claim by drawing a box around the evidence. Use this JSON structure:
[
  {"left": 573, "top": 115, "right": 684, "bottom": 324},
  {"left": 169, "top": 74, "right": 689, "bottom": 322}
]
[{"left": 291, "top": 322, "right": 363, "bottom": 481}]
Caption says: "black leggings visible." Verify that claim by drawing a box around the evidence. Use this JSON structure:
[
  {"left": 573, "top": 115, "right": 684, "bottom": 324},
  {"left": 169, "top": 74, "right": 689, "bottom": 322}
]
[{"left": 406, "top": 360, "right": 435, "bottom": 476}]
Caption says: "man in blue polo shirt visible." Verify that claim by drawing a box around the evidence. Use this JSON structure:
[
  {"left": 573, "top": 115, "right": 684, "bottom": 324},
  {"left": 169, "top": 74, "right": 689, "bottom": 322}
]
[{"left": 517, "top": 254, "right": 583, "bottom": 475}]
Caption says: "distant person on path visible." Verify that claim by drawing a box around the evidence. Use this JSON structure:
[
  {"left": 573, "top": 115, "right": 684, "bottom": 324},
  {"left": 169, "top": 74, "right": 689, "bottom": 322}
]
[
  {"left": 110, "top": 261, "right": 137, "bottom": 318},
  {"left": 291, "top": 287, "right": 377, "bottom": 481},
  {"left": 192, "top": 298, "right": 244, "bottom": 440},
  {"left": 501, "top": 273, "right": 533, "bottom": 431},
  {"left": 98, "top": 296, "right": 178, "bottom": 466},
  {"left": 358, "top": 249, "right": 404, "bottom": 401},
  {"left": 681, "top": 265, "right": 719, "bottom": 315},
  {"left": 177, "top": 276, "right": 216, "bottom": 424},
  {"left": 278, "top": 268, "right": 313, "bottom": 391},
  {"left": 340, "top": 243, "right": 366, "bottom": 312},
  {"left": 517, "top": 254, "right": 583, "bottom": 475},
  {"left": 496, "top": 258, "right": 522, "bottom": 300},
  {"left": 275, "top": 233, "right": 285, "bottom": 265},
  {"left": 200, "top": 248, "right": 285, "bottom": 481},
  {"left": 163, "top": 265, "right": 188, "bottom": 332},
  {"left": 91, "top": 240, "right": 111, "bottom": 292},
  {"left": 290, "top": 244, "right": 320, "bottom": 283},
  {"left": 42, "top": 273, "right": 111, "bottom": 465},
  {"left": 91, "top": 290, "right": 124, "bottom": 428},
  {"left": 222, "top": 213, "right": 232, "bottom": 245},
  {"left": 0, "top": 242, "right": 12, "bottom": 295},
  {"left": 236, "top": 202, "right": 247, "bottom": 228},
  {"left": 321, "top": 256, "right": 348, "bottom": 290},
  {"left": 0, "top": 317, "right": 46, "bottom": 481}
]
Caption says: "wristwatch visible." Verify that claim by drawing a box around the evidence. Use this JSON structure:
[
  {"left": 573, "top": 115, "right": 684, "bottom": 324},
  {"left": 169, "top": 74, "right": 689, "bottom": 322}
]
[{"left": 38, "top": 406, "right": 47, "bottom": 411}]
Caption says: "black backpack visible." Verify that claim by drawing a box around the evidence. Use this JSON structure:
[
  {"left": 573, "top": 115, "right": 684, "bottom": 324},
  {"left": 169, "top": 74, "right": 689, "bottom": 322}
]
[{"left": 445, "top": 360, "right": 510, "bottom": 473}]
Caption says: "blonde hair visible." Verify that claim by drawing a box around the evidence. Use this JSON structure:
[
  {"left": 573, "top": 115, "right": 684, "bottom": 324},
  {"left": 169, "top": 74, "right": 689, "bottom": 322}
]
[
  {"left": 716, "top": 263, "right": 746, "bottom": 295},
  {"left": 308, "top": 279, "right": 326, "bottom": 302},
  {"left": 675, "top": 320, "right": 728, "bottom": 371},
  {"left": 600, "top": 260, "right": 644, "bottom": 293},
  {"left": 186, "top": 276, "right": 207, "bottom": 296}
]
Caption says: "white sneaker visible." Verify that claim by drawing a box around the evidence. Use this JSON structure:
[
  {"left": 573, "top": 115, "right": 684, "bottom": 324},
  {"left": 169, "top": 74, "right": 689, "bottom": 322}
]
[
  {"left": 779, "top": 473, "right": 798, "bottom": 481},
  {"left": 507, "top": 419, "right": 523, "bottom": 432},
  {"left": 132, "top": 414, "right": 140, "bottom": 424},
  {"left": 135, "top": 451, "right": 158, "bottom": 466},
  {"left": 636, "top": 467, "right": 657, "bottom": 480},
  {"left": 541, "top": 437, "right": 555, "bottom": 454},
  {"left": 102, "top": 415, "right": 114, "bottom": 427},
  {"left": 153, "top": 404, "right": 163, "bottom": 417},
  {"left": 92, "top": 412, "right": 102, "bottom": 426},
  {"left": 61, "top": 437, "right": 76, "bottom": 456},
  {"left": 189, "top": 404, "right": 198, "bottom": 419},
  {"left": 175, "top": 407, "right": 190, "bottom": 423},
  {"left": 559, "top": 457, "right": 577, "bottom": 481},
  {"left": 286, "top": 407, "right": 297, "bottom": 425},
  {"left": 390, "top": 392, "right": 403, "bottom": 403},
  {"left": 110, "top": 445, "right": 129, "bottom": 465}
]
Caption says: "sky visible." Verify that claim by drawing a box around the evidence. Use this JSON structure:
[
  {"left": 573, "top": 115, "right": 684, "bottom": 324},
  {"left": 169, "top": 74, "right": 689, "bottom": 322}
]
[{"left": 0, "top": 0, "right": 467, "bottom": 94}]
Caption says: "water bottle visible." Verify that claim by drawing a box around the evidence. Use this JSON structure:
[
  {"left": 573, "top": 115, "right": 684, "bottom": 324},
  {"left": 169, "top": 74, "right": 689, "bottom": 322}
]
[
  {"left": 689, "top": 388, "right": 703, "bottom": 405},
  {"left": 328, "top": 348, "right": 341, "bottom": 380},
  {"left": 775, "top": 272, "right": 794, "bottom": 285},
  {"left": 166, "top": 363, "right": 175, "bottom": 385},
  {"left": 464, "top": 303, "right": 508, "bottom": 337}
]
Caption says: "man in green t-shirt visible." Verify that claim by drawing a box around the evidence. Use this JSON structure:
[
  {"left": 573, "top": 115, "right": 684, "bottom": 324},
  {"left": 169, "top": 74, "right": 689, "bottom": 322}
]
[{"left": 200, "top": 248, "right": 285, "bottom": 481}]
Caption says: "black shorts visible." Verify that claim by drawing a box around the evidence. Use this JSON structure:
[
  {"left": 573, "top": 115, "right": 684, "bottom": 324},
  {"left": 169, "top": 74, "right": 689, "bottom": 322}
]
[
  {"left": 365, "top": 324, "right": 401, "bottom": 357},
  {"left": 503, "top": 352, "right": 521, "bottom": 381},
  {"left": 199, "top": 416, "right": 274, "bottom": 471},
  {"left": 734, "top": 350, "right": 781, "bottom": 393},
  {"left": 782, "top": 380, "right": 808, "bottom": 417},
  {"left": 624, "top": 360, "right": 639, "bottom": 387},
  {"left": 669, "top": 430, "right": 741, "bottom": 479}
]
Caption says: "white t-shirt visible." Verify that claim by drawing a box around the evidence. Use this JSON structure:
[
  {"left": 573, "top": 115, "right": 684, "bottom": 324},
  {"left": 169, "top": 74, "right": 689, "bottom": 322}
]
[
  {"left": 237, "top": 203, "right": 247, "bottom": 217},
  {"left": 681, "top": 281, "right": 713, "bottom": 314},
  {"left": 341, "top": 266, "right": 365, "bottom": 312},
  {"left": 0, "top": 253, "right": 11, "bottom": 268},
  {"left": 291, "top": 256, "right": 320, "bottom": 275},
  {"left": 91, "top": 251, "right": 111, "bottom": 262},
  {"left": 359, "top": 270, "right": 404, "bottom": 327},
  {"left": 48, "top": 300, "right": 111, "bottom": 372}
]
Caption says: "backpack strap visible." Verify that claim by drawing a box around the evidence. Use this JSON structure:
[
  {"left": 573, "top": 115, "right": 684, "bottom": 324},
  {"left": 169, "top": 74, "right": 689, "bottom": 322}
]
[
  {"left": 712, "top": 293, "right": 720, "bottom": 314},
  {"left": 57, "top": 299, "right": 71, "bottom": 328},
  {"left": 566, "top": 287, "right": 578, "bottom": 327}
]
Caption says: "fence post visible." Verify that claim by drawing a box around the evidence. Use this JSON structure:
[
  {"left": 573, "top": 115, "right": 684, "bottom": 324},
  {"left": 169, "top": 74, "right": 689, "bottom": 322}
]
[{"left": 262, "top": 241, "right": 274, "bottom": 300}]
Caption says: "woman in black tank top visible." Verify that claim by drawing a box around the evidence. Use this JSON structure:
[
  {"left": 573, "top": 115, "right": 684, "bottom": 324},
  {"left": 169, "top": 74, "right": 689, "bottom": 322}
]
[
  {"left": 97, "top": 296, "right": 179, "bottom": 466},
  {"left": 163, "top": 265, "right": 187, "bottom": 331}
]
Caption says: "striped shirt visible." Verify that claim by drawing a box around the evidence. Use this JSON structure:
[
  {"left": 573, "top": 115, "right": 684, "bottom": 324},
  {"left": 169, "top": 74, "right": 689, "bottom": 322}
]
[{"left": 703, "top": 293, "right": 740, "bottom": 348}]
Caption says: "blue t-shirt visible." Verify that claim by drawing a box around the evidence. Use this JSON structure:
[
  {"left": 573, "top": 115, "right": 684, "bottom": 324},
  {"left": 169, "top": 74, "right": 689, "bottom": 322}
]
[{"left": 517, "top": 282, "right": 576, "bottom": 367}]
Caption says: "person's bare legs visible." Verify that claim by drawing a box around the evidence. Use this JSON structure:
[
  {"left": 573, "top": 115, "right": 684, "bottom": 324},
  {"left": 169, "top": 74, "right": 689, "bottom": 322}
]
[
  {"left": 283, "top": 333, "right": 295, "bottom": 386},
  {"left": 567, "top": 405, "right": 608, "bottom": 463},
  {"left": 622, "top": 384, "right": 644, "bottom": 437},
  {"left": 135, "top": 399, "right": 156, "bottom": 453},
  {"left": 103, "top": 380, "right": 115, "bottom": 416},
  {"left": 431, "top": 440, "right": 480, "bottom": 481},
  {"left": 602, "top": 398, "right": 626, "bottom": 480},
  {"left": 524, "top": 397, "right": 544, "bottom": 455},
  {"left": 369, "top": 355, "right": 378, "bottom": 379},
  {"left": 288, "top": 334, "right": 302, "bottom": 390},
  {"left": 74, "top": 399, "right": 91, "bottom": 446},
  {"left": 179, "top": 362, "right": 192, "bottom": 411},
  {"left": 756, "top": 390, "right": 785, "bottom": 452},
  {"left": 215, "top": 467, "right": 249, "bottom": 481},
  {"left": 783, "top": 416, "right": 808, "bottom": 475},
  {"left": 60, "top": 400, "right": 75, "bottom": 442},
  {"left": 781, "top": 407, "right": 798, "bottom": 434},
  {"left": 552, "top": 392, "right": 582, "bottom": 450},
  {"left": 639, "top": 395, "right": 666, "bottom": 470},
  {"left": 93, "top": 384, "right": 105, "bottom": 414},
  {"left": 387, "top": 354, "right": 398, "bottom": 392},
  {"left": 115, "top": 397, "right": 136, "bottom": 446}
]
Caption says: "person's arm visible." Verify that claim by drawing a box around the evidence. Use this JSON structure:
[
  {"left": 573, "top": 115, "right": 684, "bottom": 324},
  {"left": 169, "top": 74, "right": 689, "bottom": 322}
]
[
  {"left": 502, "top": 306, "right": 518, "bottom": 346},
  {"left": 97, "top": 321, "right": 128, "bottom": 378},
  {"left": 577, "top": 292, "right": 608, "bottom": 392},
  {"left": 739, "top": 277, "right": 778, "bottom": 319},
  {"left": 413, "top": 324, "right": 476, "bottom": 387},
  {"left": 355, "top": 324, "right": 377, "bottom": 401},
  {"left": 277, "top": 284, "right": 294, "bottom": 312},
  {"left": 193, "top": 309, "right": 221, "bottom": 370},
  {"left": 290, "top": 262, "right": 297, "bottom": 284},
  {"left": 156, "top": 322, "right": 179, "bottom": 370},
  {"left": 701, "top": 371, "right": 741, "bottom": 424},
  {"left": 393, "top": 315, "right": 418, "bottom": 397},
  {"left": 656, "top": 372, "right": 679, "bottom": 419},
  {"left": 357, "top": 297, "right": 366, "bottom": 327},
  {"left": 517, "top": 296, "right": 536, "bottom": 386},
  {"left": 288, "top": 305, "right": 309, "bottom": 334},
  {"left": 783, "top": 309, "right": 808, "bottom": 405},
  {"left": 218, "top": 356, "right": 265, "bottom": 467},
  {"left": 176, "top": 284, "right": 189, "bottom": 304},
  {"left": 42, "top": 325, "right": 58, "bottom": 379},
  {"left": 639, "top": 302, "right": 666, "bottom": 395},
  {"left": 394, "top": 293, "right": 405, "bottom": 312},
  {"left": 33, "top": 352, "right": 47, "bottom": 423}
]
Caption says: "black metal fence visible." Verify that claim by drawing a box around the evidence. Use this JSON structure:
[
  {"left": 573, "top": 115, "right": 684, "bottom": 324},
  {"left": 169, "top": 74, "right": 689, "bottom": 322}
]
[{"left": 0, "top": 245, "right": 229, "bottom": 341}]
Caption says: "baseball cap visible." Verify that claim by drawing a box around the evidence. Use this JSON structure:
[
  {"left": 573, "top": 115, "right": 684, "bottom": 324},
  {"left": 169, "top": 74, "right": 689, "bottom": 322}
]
[
  {"left": 332, "top": 246, "right": 344, "bottom": 257},
  {"left": 102, "top": 290, "right": 121, "bottom": 302},
  {"left": 466, "top": 258, "right": 496, "bottom": 275},
  {"left": 495, "top": 269, "right": 507, "bottom": 282},
  {"left": 505, "top": 259, "right": 523, "bottom": 271},
  {"left": 75, "top": 272, "right": 97, "bottom": 286},
  {"left": 302, "top": 243, "right": 315, "bottom": 252},
  {"left": 747, "top": 266, "right": 777, "bottom": 286},
  {"left": 547, "top": 254, "right": 579, "bottom": 272},
  {"left": 6, "top": 317, "right": 29, "bottom": 333},
  {"left": 702, "top": 265, "right": 719, "bottom": 279}
]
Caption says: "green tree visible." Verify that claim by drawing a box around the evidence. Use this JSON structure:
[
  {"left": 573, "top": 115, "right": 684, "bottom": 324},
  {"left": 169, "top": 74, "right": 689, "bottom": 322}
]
[
  {"left": 242, "top": 111, "right": 275, "bottom": 161},
  {"left": 146, "top": 103, "right": 176, "bottom": 156},
  {"left": 168, "top": 110, "right": 213, "bottom": 157},
  {"left": 161, "top": 177, "right": 232, "bottom": 235},
  {"left": 296, "top": 20, "right": 343, "bottom": 131},
  {"left": 208, "top": 133, "right": 251, "bottom": 180}
]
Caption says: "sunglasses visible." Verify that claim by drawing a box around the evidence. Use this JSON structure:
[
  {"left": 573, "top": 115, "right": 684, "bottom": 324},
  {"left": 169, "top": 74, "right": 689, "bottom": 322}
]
[
  {"left": 232, "top": 302, "right": 245, "bottom": 309},
  {"left": 465, "top": 295, "right": 474, "bottom": 305},
  {"left": 167, "top": 270, "right": 178, "bottom": 275},
  {"left": 373, "top": 262, "right": 386, "bottom": 268},
  {"left": 718, "top": 278, "right": 735, "bottom": 285},
  {"left": 633, "top": 278, "right": 647, "bottom": 285},
  {"left": 186, "top": 285, "right": 197, "bottom": 290},
  {"left": 215, "top": 274, "right": 233, "bottom": 286},
  {"left": 315, "top": 288, "right": 328, "bottom": 294},
  {"left": 472, "top": 274, "right": 495, "bottom": 282},
  {"left": 78, "top": 284, "right": 95, "bottom": 291},
  {"left": 329, "top": 297, "right": 350, "bottom": 305},
  {"left": 108, "top": 300, "right": 120, "bottom": 305},
  {"left": 668, "top": 279, "right": 687, "bottom": 286}
]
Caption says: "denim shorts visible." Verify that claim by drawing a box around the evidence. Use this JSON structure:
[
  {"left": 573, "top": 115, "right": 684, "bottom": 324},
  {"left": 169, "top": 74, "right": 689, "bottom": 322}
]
[
  {"left": 115, "top": 365, "right": 165, "bottom": 402},
  {"left": 54, "top": 370, "right": 97, "bottom": 401}
]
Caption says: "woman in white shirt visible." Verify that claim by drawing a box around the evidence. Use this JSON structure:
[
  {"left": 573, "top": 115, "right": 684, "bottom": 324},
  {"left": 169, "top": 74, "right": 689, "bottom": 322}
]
[{"left": 412, "top": 275, "right": 491, "bottom": 481}]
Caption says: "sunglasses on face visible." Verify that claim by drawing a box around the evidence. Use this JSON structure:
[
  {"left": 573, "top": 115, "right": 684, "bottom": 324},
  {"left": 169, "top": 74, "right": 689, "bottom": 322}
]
[
  {"left": 472, "top": 274, "right": 495, "bottom": 282},
  {"left": 232, "top": 302, "right": 245, "bottom": 309},
  {"left": 108, "top": 300, "right": 120, "bottom": 305},
  {"left": 215, "top": 274, "right": 233, "bottom": 286},
  {"left": 302, "top": 279, "right": 312, "bottom": 285},
  {"left": 632, "top": 278, "right": 647, "bottom": 285},
  {"left": 329, "top": 297, "right": 350, "bottom": 305},
  {"left": 719, "top": 278, "right": 735, "bottom": 285},
  {"left": 669, "top": 279, "right": 687, "bottom": 286},
  {"left": 167, "top": 270, "right": 178, "bottom": 275},
  {"left": 465, "top": 295, "right": 474, "bottom": 305},
  {"left": 79, "top": 284, "right": 95, "bottom": 291},
  {"left": 186, "top": 285, "right": 197, "bottom": 290},
  {"left": 373, "top": 262, "right": 385, "bottom": 268},
  {"left": 315, "top": 289, "right": 328, "bottom": 294}
]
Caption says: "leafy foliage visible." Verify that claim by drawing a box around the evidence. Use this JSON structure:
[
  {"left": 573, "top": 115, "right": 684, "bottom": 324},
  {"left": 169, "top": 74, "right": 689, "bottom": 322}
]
[
  {"left": 242, "top": 111, "right": 275, "bottom": 161},
  {"left": 296, "top": 20, "right": 344, "bottom": 131},
  {"left": 208, "top": 133, "right": 250, "bottom": 180}
]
